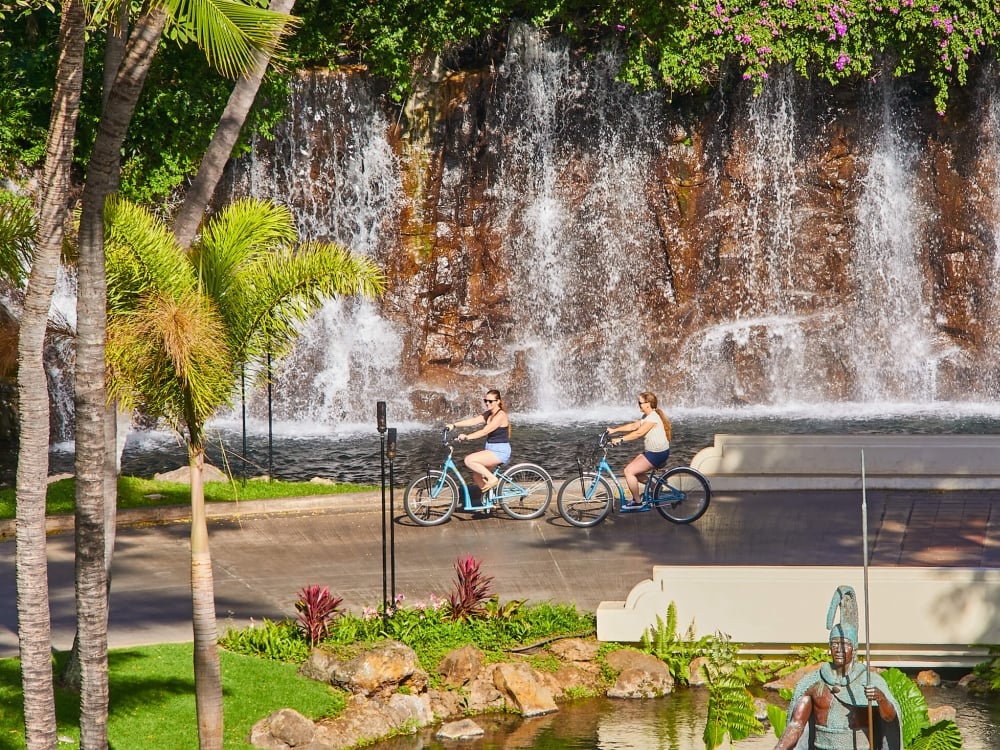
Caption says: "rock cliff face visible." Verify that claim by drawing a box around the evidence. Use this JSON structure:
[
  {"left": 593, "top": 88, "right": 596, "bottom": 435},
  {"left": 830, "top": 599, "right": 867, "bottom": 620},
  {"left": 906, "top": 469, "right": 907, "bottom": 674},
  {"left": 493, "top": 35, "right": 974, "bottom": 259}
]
[{"left": 232, "top": 25, "right": 1000, "bottom": 421}]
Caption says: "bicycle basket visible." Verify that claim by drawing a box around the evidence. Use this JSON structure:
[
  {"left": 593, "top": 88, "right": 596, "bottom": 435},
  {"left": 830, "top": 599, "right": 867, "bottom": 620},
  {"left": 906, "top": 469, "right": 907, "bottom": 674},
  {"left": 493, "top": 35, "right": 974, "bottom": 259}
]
[{"left": 574, "top": 441, "right": 600, "bottom": 470}]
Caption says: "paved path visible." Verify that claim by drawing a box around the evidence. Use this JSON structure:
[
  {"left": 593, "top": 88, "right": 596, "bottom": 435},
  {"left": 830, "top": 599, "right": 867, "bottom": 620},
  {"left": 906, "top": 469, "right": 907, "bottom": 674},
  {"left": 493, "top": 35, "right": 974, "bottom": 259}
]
[{"left": 1, "top": 488, "right": 998, "bottom": 658}]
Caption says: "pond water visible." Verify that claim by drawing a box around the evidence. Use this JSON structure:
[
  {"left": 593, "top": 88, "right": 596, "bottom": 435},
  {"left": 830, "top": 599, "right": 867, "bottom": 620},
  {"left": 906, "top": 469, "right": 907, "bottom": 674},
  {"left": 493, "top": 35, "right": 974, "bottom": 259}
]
[
  {"left": 87, "top": 404, "right": 1000, "bottom": 485},
  {"left": 370, "top": 682, "right": 999, "bottom": 750}
]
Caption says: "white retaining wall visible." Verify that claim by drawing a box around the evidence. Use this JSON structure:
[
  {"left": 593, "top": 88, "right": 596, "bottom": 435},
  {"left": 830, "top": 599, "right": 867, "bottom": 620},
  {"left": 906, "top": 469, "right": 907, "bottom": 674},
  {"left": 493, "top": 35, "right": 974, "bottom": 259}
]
[
  {"left": 690, "top": 434, "right": 1000, "bottom": 490},
  {"left": 596, "top": 565, "right": 1000, "bottom": 668}
]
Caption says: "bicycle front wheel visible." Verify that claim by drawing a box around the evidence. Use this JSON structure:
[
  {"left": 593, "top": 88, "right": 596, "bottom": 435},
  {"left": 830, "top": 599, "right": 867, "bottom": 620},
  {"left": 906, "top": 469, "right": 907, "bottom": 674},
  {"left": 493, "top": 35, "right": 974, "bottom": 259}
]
[
  {"left": 404, "top": 471, "right": 459, "bottom": 526},
  {"left": 498, "top": 463, "right": 553, "bottom": 520},
  {"left": 653, "top": 467, "right": 711, "bottom": 524},
  {"left": 557, "top": 473, "right": 614, "bottom": 528}
]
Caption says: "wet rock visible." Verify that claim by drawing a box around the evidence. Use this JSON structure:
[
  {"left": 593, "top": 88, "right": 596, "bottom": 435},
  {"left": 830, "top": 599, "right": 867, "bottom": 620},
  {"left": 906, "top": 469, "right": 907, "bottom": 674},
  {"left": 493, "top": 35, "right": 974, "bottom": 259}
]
[
  {"left": 436, "top": 718, "right": 485, "bottom": 740},
  {"left": 492, "top": 662, "right": 559, "bottom": 716}
]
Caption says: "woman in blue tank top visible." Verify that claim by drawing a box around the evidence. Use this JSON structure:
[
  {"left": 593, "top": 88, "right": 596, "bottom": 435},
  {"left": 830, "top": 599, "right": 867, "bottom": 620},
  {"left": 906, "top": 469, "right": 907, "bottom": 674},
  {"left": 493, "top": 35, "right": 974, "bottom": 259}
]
[{"left": 446, "top": 389, "right": 511, "bottom": 491}]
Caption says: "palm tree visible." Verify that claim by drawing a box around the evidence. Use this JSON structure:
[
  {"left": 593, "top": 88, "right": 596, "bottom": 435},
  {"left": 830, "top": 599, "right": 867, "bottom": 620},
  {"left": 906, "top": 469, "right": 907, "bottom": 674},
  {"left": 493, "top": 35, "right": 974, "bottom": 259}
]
[
  {"left": 12, "top": 2, "right": 86, "bottom": 747},
  {"left": 103, "top": 195, "right": 384, "bottom": 748},
  {"left": 66, "top": 3, "right": 293, "bottom": 747}
]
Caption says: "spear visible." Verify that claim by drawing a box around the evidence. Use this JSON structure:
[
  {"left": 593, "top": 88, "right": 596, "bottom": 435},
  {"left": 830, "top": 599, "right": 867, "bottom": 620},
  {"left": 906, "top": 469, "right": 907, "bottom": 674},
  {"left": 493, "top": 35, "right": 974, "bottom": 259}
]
[{"left": 861, "top": 450, "right": 874, "bottom": 741}]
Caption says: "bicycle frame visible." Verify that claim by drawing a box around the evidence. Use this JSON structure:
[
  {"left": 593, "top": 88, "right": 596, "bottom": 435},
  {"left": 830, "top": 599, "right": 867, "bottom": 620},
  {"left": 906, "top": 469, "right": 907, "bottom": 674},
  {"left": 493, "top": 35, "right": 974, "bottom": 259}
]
[
  {"left": 576, "top": 439, "right": 659, "bottom": 512},
  {"left": 435, "top": 446, "right": 498, "bottom": 512}
]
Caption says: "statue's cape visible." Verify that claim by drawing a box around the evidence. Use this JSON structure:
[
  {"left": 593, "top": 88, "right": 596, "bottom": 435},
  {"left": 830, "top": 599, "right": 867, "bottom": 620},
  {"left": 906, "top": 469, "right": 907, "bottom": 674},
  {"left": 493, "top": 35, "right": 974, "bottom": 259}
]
[{"left": 786, "top": 663, "right": 903, "bottom": 750}]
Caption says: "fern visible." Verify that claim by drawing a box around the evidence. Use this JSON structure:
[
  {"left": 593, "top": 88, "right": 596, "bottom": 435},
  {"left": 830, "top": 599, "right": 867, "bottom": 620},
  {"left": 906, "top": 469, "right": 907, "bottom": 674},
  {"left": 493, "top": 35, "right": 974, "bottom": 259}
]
[
  {"left": 703, "top": 673, "right": 764, "bottom": 750},
  {"left": 882, "top": 667, "right": 930, "bottom": 746},
  {"left": 640, "top": 602, "right": 711, "bottom": 684},
  {"left": 908, "top": 720, "right": 964, "bottom": 750}
]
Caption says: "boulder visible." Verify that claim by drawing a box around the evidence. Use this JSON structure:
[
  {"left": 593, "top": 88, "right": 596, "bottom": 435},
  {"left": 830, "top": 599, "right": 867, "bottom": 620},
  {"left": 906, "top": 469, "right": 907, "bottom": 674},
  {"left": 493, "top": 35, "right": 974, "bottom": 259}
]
[{"left": 605, "top": 649, "right": 674, "bottom": 698}]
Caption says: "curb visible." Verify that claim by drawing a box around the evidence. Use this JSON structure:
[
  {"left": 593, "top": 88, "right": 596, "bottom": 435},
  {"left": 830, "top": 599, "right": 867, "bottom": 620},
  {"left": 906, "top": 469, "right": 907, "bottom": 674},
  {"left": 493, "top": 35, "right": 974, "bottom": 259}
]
[{"left": 0, "top": 489, "right": 386, "bottom": 540}]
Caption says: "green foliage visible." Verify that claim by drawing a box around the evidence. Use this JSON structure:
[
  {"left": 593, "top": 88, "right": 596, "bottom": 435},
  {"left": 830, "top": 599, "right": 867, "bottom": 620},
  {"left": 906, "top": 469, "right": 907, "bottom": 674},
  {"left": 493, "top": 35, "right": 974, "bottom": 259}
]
[
  {"left": 605, "top": 0, "right": 1000, "bottom": 113},
  {"left": 884, "top": 666, "right": 931, "bottom": 746},
  {"left": 0, "top": 189, "right": 34, "bottom": 286},
  {"left": 219, "top": 617, "right": 311, "bottom": 663},
  {"left": 703, "top": 671, "right": 764, "bottom": 750},
  {"left": 908, "top": 720, "right": 965, "bottom": 750},
  {"left": 639, "top": 601, "right": 712, "bottom": 684},
  {"left": 972, "top": 645, "right": 1000, "bottom": 691},
  {"left": 767, "top": 702, "right": 787, "bottom": 738}
]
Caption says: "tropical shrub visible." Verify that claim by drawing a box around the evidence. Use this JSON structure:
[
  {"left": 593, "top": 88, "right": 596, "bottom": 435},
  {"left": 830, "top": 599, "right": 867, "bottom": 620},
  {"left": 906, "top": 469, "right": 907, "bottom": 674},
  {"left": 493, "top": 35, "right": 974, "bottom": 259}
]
[
  {"left": 446, "top": 553, "right": 494, "bottom": 622},
  {"left": 295, "top": 584, "right": 344, "bottom": 647}
]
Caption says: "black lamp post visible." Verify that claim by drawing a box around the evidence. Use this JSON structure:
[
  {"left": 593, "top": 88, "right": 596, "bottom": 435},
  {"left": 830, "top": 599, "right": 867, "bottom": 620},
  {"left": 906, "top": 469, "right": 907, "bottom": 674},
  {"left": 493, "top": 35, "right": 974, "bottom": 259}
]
[
  {"left": 387, "top": 427, "right": 397, "bottom": 605},
  {"left": 376, "top": 401, "right": 388, "bottom": 627}
]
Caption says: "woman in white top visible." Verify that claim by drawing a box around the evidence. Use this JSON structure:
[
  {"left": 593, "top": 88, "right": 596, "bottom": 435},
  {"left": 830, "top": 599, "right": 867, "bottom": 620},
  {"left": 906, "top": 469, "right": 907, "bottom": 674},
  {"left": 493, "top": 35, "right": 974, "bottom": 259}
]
[{"left": 607, "top": 391, "right": 672, "bottom": 506}]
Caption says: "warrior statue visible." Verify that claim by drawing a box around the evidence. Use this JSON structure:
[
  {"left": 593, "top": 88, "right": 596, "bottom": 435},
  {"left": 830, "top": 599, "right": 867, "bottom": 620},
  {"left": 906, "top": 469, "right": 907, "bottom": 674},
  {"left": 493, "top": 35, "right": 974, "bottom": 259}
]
[{"left": 774, "top": 585, "right": 903, "bottom": 750}]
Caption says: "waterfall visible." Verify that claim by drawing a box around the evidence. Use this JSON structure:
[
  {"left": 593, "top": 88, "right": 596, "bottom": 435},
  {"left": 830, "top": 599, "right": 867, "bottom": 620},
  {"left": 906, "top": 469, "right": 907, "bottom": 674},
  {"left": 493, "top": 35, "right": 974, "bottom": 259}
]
[
  {"left": 227, "top": 70, "right": 408, "bottom": 428},
  {"left": 493, "top": 24, "right": 671, "bottom": 406},
  {"left": 221, "top": 28, "right": 1000, "bottom": 424}
]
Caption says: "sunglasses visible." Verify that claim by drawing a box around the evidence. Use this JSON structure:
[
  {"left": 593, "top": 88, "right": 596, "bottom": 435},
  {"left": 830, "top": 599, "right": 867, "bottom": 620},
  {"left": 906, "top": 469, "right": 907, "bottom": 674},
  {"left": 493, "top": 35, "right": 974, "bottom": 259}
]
[{"left": 484, "top": 398, "right": 499, "bottom": 404}]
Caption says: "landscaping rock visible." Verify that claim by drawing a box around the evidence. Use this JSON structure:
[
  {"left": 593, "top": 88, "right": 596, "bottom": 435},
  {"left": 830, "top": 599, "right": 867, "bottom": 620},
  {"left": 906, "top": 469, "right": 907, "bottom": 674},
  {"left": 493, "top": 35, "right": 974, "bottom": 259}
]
[
  {"left": 915, "top": 669, "right": 941, "bottom": 687},
  {"left": 605, "top": 649, "right": 674, "bottom": 698},
  {"left": 493, "top": 662, "right": 558, "bottom": 716},
  {"left": 438, "top": 644, "right": 484, "bottom": 687},
  {"left": 549, "top": 637, "right": 599, "bottom": 663},
  {"left": 302, "top": 640, "right": 428, "bottom": 698},
  {"left": 249, "top": 708, "right": 316, "bottom": 749},
  {"left": 436, "top": 718, "right": 485, "bottom": 740}
]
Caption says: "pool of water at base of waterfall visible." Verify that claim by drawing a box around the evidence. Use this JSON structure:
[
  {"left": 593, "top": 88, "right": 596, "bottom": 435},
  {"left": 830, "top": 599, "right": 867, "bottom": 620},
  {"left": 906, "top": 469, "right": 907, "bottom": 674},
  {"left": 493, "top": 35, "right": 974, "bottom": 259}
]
[
  {"left": 367, "top": 684, "right": 997, "bottom": 750},
  {"left": 71, "top": 410, "right": 1000, "bottom": 485}
]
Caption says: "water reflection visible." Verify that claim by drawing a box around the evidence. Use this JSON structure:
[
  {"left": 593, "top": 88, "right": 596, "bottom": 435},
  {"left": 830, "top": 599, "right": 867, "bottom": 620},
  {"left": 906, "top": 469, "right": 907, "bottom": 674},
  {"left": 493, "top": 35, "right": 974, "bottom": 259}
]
[
  {"left": 371, "top": 685, "right": 997, "bottom": 750},
  {"left": 99, "top": 408, "right": 1000, "bottom": 485}
]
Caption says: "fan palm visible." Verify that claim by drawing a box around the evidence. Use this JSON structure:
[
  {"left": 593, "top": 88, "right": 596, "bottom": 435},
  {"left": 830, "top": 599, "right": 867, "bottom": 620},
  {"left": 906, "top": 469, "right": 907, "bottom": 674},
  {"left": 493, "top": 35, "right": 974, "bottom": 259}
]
[{"left": 104, "top": 195, "right": 384, "bottom": 748}]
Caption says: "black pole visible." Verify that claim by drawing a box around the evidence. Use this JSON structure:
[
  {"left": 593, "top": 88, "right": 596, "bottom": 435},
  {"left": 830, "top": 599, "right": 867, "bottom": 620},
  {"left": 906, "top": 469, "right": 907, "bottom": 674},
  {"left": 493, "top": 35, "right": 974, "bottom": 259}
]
[
  {"left": 241, "top": 367, "right": 247, "bottom": 487},
  {"left": 387, "top": 427, "right": 397, "bottom": 605},
  {"left": 376, "top": 401, "right": 388, "bottom": 628},
  {"left": 267, "top": 350, "right": 273, "bottom": 482}
]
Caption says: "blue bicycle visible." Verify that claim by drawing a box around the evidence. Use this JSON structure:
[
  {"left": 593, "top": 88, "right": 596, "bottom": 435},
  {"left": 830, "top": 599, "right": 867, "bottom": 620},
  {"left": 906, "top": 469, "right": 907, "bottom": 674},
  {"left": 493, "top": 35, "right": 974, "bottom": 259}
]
[
  {"left": 556, "top": 430, "right": 711, "bottom": 528},
  {"left": 403, "top": 428, "right": 554, "bottom": 526}
]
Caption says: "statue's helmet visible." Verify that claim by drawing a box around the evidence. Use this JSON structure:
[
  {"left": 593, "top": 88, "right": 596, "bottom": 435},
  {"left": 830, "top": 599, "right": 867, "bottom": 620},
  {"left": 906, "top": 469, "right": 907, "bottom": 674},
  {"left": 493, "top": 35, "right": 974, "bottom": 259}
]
[{"left": 826, "top": 585, "right": 859, "bottom": 647}]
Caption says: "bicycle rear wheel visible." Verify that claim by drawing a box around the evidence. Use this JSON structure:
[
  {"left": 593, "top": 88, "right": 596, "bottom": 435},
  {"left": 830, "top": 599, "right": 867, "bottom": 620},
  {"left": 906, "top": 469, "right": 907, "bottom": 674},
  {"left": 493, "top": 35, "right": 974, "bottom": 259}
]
[
  {"left": 652, "top": 467, "right": 711, "bottom": 524},
  {"left": 557, "top": 473, "right": 613, "bottom": 528},
  {"left": 498, "top": 463, "right": 553, "bottom": 520},
  {"left": 404, "top": 471, "right": 459, "bottom": 526}
]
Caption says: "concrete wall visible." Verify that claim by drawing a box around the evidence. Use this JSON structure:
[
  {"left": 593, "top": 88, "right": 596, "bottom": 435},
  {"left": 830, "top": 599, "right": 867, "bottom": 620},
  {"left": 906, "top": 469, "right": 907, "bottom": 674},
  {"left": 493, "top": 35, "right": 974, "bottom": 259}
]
[
  {"left": 690, "top": 434, "right": 1000, "bottom": 490},
  {"left": 596, "top": 565, "right": 1000, "bottom": 668}
]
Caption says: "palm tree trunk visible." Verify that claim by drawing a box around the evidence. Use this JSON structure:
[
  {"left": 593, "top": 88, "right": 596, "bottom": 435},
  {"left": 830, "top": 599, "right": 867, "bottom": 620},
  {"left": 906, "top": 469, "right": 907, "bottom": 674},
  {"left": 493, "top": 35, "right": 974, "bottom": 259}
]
[
  {"left": 189, "top": 445, "right": 224, "bottom": 749},
  {"left": 172, "top": 0, "right": 296, "bottom": 249},
  {"left": 16, "top": 1, "right": 85, "bottom": 747},
  {"left": 73, "top": 9, "right": 166, "bottom": 748}
]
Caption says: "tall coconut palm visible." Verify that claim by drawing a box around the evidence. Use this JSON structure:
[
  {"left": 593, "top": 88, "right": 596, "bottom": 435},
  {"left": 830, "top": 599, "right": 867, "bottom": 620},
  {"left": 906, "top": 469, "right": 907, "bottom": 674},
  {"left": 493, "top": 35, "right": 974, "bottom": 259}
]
[
  {"left": 68, "top": 3, "right": 293, "bottom": 747},
  {"left": 13, "top": 2, "right": 86, "bottom": 747},
  {"left": 103, "top": 195, "right": 384, "bottom": 748}
]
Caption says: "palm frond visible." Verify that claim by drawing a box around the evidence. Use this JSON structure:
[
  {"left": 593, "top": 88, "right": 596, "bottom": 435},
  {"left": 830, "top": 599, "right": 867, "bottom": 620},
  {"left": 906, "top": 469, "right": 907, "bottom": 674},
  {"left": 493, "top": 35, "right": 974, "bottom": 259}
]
[
  {"left": 0, "top": 192, "right": 35, "bottom": 287},
  {"left": 107, "top": 289, "right": 234, "bottom": 437},
  {"left": 192, "top": 198, "right": 297, "bottom": 302},
  {"left": 166, "top": 0, "right": 298, "bottom": 79},
  {"left": 105, "top": 195, "right": 196, "bottom": 314},
  {"left": 230, "top": 241, "right": 385, "bottom": 365}
]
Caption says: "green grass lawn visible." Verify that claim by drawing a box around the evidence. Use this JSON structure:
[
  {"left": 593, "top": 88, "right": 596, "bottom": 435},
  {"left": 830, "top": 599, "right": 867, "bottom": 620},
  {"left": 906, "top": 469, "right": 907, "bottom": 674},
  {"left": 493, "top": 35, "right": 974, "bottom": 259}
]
[
  {"left": 0, "top": 475, "right": 376, "bottom": 520},
  {"left": 0, "top": 644, "right": 345, "bottom": 749}
]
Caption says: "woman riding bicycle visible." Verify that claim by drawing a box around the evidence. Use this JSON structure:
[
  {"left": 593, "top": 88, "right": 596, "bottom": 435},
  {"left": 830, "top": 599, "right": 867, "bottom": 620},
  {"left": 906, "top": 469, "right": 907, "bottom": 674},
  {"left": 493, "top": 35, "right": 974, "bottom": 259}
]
[
  {"left": 607, "top": 391, "right": 672, "bottom": 506},
  {"left": 446, "top": 389, "right": 511, "bottom": 492}
]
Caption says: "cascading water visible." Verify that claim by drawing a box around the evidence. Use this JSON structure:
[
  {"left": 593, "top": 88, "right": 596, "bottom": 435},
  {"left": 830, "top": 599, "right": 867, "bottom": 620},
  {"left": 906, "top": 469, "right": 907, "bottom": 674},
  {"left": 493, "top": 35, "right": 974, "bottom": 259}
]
[
  {"left": 849, "top": 79, "right": 939, "bottom": 402},
  {"left": 216, "top": 25, "right": 1000, "bottom": 428},
  {"left": 226, "top": 70, "right": 409, "bottom": 427},
  {"left": 492, "top": 25, "right": 671, "bottom": 406}
]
